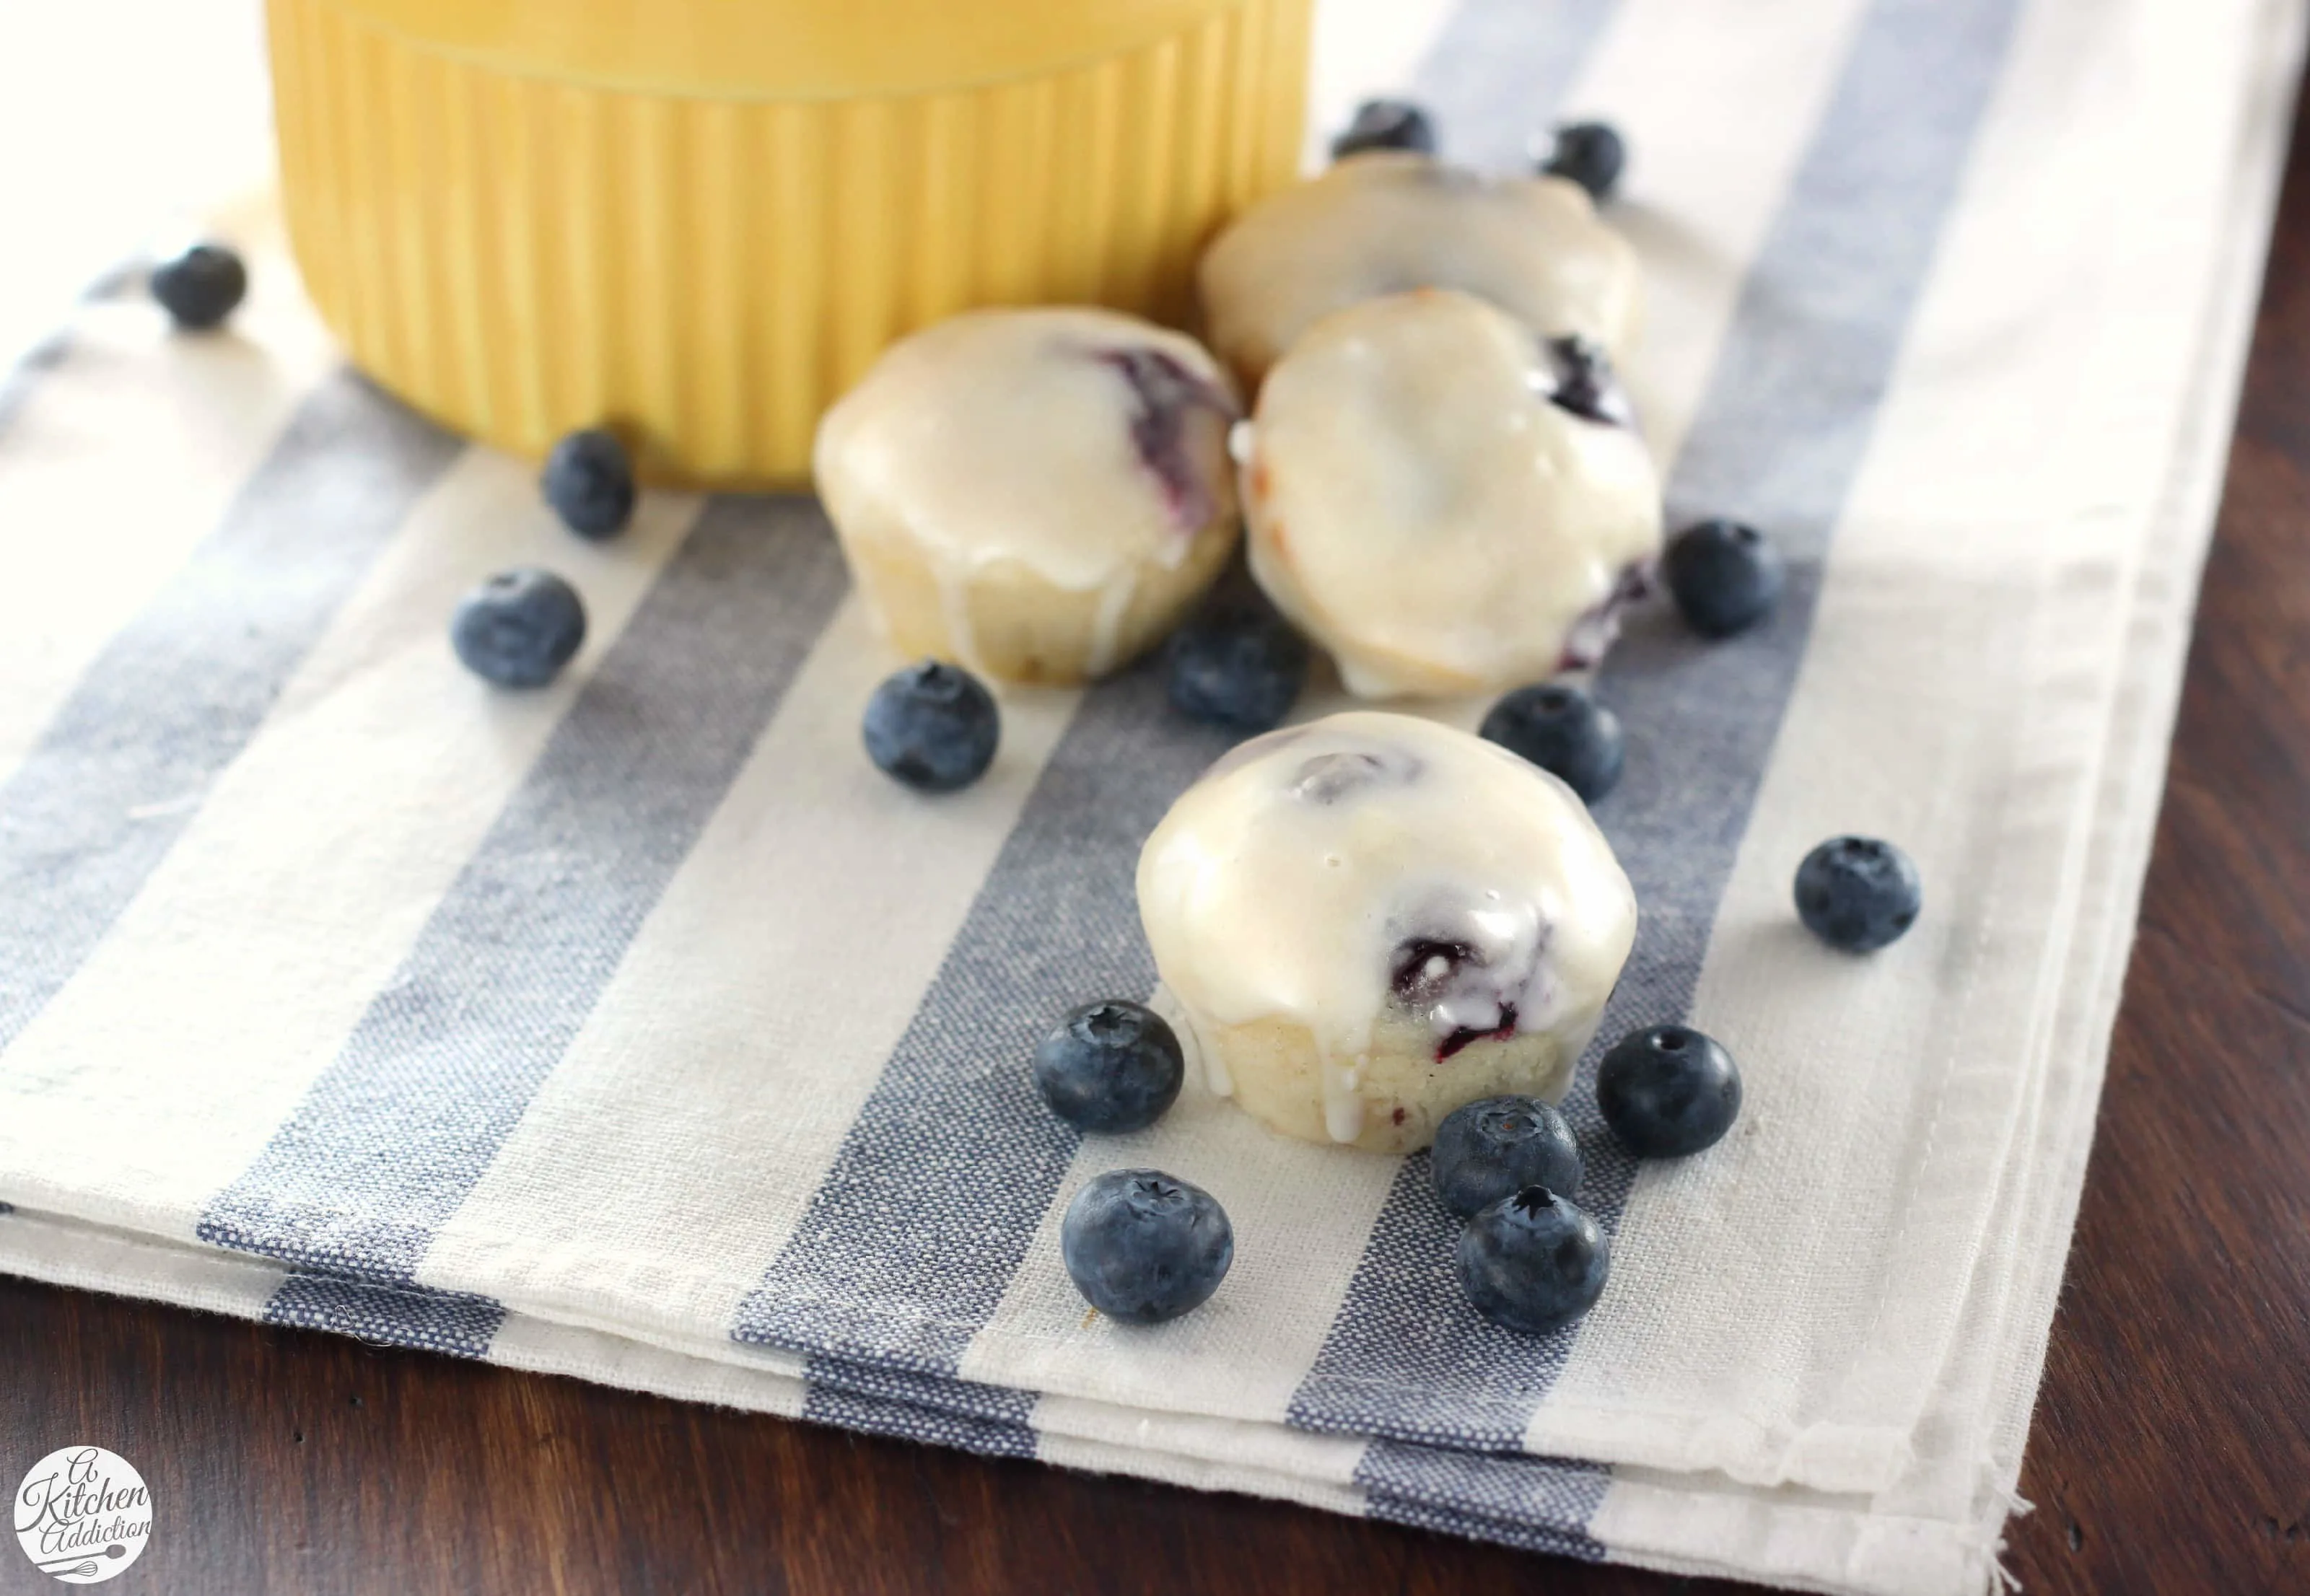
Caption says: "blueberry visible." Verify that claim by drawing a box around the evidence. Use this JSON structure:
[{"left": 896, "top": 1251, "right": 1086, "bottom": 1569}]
[
  {"left": 541, "top": 428, "right": 637, "bottom": 540},
  {"left": 1061, "top": 1169, "right": 1234, "bottom": 1324},
  {"left": 1664, "top": 519, "right": 1783, "bottom": 639},
  {"left": 863, "top": 660, "right": 1000, "bottom": 793},
  {"left": 1290, "top": 747, "right": 1416, "bottom": 804},
  {"left": 1795, "top": 836, "right": 1922, "bottom": 952},
  {"left": 1539, "top": 121, "right": 1626, "bottom": 202},
  {"left": 1331, "top": 98, "right": 1438, "bottom": 159},
  {"left": 1431, "top": 1096, "right": 1583, "bottom": 1217},
  {"left": 150, "top": 243, "right": 247, "bottom": 330},
  {"left": 1456, "top": 1186, "right": 1609, "bottom": 1336},
  {"left": 1166, "top": 597, "right": 1309, "bottom": 733},
  {"left": 1596, "top": 1025, "right": 1743, "bottom": 1158},
  {"left": 1540, "top": 336, "right": 1633, "bottom": 429},
  {"left": 450, "top": 569, "right": 587, "bottom": 688},
  {"left": 1099, "top": 347, "right": 1231, "bottom": 530},
  {"left": 1033, "top": 1000, "right": 1185, "bottom": 1135},
  {"left": 1479, "top": 682, "right": 1624, "bottom": 802}
]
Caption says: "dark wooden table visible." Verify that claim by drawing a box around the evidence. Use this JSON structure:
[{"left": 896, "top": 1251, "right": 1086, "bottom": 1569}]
[{"left": 9, "top": 86, "right": 2310, "bottom": 1596}]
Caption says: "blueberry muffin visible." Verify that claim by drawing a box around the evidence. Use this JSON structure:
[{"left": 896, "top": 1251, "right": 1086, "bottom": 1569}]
[
  {"left": 815, "top": 308, "right": 1242, "bottom": 685},
  {"left": 1239, "top": 289, "right": 1662, "bottom": 698},
  {"left": 1137, "top": 711, "right": 1638, "bottom": 1154},
  {"left": 1197, "top": 152, "right": 1640, "bottom": 391}
]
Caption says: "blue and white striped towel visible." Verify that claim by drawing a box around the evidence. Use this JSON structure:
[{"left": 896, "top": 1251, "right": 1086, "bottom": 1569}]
[{"left": 0, "top": 0, "right": 2296, "bottom": 1590}]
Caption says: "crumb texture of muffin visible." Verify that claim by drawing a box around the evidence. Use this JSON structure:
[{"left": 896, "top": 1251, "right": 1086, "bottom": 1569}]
[
  {"left": 1137, "top": 711, "right": 1638, "bottom": 1154},
  {"left": 1196, "top": 152, "right": 1642, "bottom": 391},
  {"left": 1240, "top": 289, "right": 1663, "bottom": 699},
  {"left": 815, "top": 308, "right": 1243, "bottom": 685}
]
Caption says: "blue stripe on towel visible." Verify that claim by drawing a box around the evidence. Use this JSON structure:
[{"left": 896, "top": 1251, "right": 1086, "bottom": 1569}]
[
  {"left": 732, "top": 665, "right": 1233, "bottom": 1370},
  {"left": 0, "top": 372, "right": 460, "bottom": 1052},
  {"left": 727, "top": 0, "right": 1624, "bottom": 1398},
  {"left": 265, "top": 1273, "right": 504, "bottom": 1359},
  {"left": 1417, "top": 0, "right": 1619, "bottom": 171},
  {"left": 804, "top": 1356, "right": 1041, "bottom": 1459},
  {"left": 198, "top": 496, "right": 846, "bottom": 1305},
  {"left": 1287, "top": 0, "right": 2029, "bottom": 1487},
  {"left": 1360, "top": 1439, "right": 1610, "bottom": 1554}
]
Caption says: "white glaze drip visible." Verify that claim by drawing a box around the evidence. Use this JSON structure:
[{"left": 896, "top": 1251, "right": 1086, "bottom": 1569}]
[
  {"left": 1321, "top": 1053, "right": 1368, "bottom": 1144},
  {"left": 1194, "top": 1017, "right": 1233, "bottom": 1098},
  {"left": 930, "top": 553, "right": 989, "bottom": 678},
  {"left": 1149, "top": 983, "right": 1230, "bottom": 1100},
  {"left": 1085, "top": 566, "right": 1141, "bottom": 678}
]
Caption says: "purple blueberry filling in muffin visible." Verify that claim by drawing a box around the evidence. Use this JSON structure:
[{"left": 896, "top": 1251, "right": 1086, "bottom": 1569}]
[{"left": 1098, "top": 346, "right": 1238, "bottom": 530}]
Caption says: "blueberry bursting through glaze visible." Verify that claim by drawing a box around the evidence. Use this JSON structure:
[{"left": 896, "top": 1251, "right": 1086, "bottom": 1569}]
[
  {"left": 1290, "top": 747, "right": 1419, "bottom": 805},
  {"left": 1539, "top": 336, "right": 1634, "bottom": 428},
  {"left": 1390, "top": 939, "right": 1516, "bottom": 1061},
  {"left": 1558, "top": 561, "right": 1656, "bottom": 672},
  {"left": 1097, "top": 347, "right": 1233, "bottom": 532},
  {"left": 1061, "top": 1169, "right": 1235, "bottom": 1324}
]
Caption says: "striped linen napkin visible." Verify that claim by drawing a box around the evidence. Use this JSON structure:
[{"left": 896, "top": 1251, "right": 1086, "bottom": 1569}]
[{"left": 0, "top": 0, "right": 2297, "bottom": 1590}]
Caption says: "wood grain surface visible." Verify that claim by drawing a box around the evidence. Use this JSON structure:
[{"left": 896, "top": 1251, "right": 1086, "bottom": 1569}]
[{"left": 7, "top": 74, "right": 2310, "bottom": 1596}]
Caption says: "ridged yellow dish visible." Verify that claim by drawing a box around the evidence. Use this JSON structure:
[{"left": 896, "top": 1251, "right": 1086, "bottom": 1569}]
[{"left": 265, "top": 0, "right": 1315, "bottom": 485}]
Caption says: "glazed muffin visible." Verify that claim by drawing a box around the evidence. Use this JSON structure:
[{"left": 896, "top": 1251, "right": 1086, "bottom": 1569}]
[
  {"left": 1137, "top": 712, "right": 1638, "bottom": 1154},
  {"left": 1196, "top": 151, "right": 1640, "bottom": 391},
  {"left": 815, "top": 308, "right": 1242, "bottom": 684},
  {"left": 1239, "top": 289, "right": 1662, "bottom": 699}
]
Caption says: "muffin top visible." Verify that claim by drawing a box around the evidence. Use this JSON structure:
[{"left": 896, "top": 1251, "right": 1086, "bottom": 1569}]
[
  {"left": 814, "top": 307, "right": 1240, "bottom": 594},
  {"left": 1197, "top": 152, "right": 1641, "bottom": 388},
  {"left": 1137, "top": 711, "right": 1639, "bottom": 1120}
]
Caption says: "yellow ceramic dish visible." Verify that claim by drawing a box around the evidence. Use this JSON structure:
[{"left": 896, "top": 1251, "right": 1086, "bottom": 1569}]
[{"left": 266, "top": 0, "right": 1314, "bottom": 484}]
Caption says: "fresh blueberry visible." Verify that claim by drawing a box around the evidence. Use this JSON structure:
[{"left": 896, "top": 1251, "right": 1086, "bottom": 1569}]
[
  {"left": 1596, "top": 1025, "right": 1744, "bottom": 1158},
  {"left": 1479, "top": 682, "right": 1624, "bottom": 802},
  {"left": 542, "top": 428, "right": 637, "bottom": 539},
  {"left": 1431, "top": 1096, "right": 1583, "bottom": 1218},
  {"left": 1664, "top": 519, "right": 1784, "bottom": 639},
  {"left": 1795, "top": 836, "right": 1922, "bottom": 952},
  {"left": 1033, "top": 1000, "right": 1186, "bottom": 1135},
  {"left": 450, "top": 569, "right": 587, "bottom": 688},
  {"left": 1456, "top": 1186, "right": 1609, "bottom": 1336},
  {"left": 1331, "top": 98, "right": 1438, "bottom": 159},
  {"left": 1539, "top": 121, "right": 1626, "bottom": 202},
  {"left": 150, "top": 243, "right": 247, "bottom": 330},
  {"left": 863, "top": 660, "right": 1000, "bottom": 793},
  {"left": 1061, "top": 1169, "right": 1234, "bottom": 1324},
  {"left": 1167, "top": 596, "right": 1309, "bottom": 733}
]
